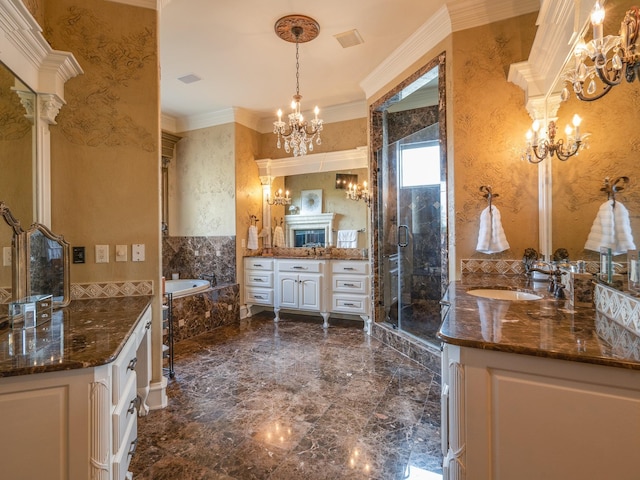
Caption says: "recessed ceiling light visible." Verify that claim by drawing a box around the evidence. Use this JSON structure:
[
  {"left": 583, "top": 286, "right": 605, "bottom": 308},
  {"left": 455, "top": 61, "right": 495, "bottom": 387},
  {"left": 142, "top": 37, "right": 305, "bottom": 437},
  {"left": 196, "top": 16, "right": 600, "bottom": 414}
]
[
  {"left": 177, "top": 73, "right": 202, "bottom": 84},
  {"left": 334, "top": 29, "right": 364, "bottom": 48}
]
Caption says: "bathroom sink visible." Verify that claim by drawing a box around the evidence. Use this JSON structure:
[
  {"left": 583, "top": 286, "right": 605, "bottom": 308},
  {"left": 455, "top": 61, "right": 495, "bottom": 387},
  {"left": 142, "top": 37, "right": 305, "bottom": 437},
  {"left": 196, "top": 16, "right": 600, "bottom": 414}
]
[{"left": 467, "top": 289, "right": 542, "bottom": 301}]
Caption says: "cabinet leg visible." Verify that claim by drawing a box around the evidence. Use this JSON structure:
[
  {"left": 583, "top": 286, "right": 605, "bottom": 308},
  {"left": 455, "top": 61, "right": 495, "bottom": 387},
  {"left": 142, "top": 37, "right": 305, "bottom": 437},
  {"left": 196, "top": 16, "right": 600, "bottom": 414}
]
[
  {"left": 360, "top": 315, "right": 372, "bottom": 335},
  {"left": 274, "top": 307, "right": 280, "bottom": 323},
  {"left": 321, "top": 312, "right": 330, "bottom": 329}
]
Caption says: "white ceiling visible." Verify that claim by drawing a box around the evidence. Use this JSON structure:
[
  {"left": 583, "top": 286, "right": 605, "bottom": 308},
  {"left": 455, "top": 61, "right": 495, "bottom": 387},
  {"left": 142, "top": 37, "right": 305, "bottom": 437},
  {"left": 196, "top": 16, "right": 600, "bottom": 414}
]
[{"left": 157, "top": 0, "right": 540, "bottom": 132}]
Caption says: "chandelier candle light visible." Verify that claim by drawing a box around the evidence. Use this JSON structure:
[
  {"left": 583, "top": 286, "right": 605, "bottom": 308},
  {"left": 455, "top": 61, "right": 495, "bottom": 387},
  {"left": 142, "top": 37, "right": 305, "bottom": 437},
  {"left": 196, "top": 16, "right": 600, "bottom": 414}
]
[
  {"left": 522, "top": 115, "right": 585, "bottom": 163},
  {"left": 563, "top": 1, "right": 640, "bottom": 101},
  {"left": 267, "top": 188, "right": 291, "bottom": 206},
  {"left": 345, "top": 181, "right": 370, "bottom": 205},
  {"left": 273, "top": 15, "right": 323, "bottom": 157}
]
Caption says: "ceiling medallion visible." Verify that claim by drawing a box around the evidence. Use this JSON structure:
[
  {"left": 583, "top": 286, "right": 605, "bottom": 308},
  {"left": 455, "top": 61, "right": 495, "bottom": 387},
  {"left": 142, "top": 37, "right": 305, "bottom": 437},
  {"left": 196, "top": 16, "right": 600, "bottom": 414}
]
[{"left": 274, "top": 15, "right": 320, "bottom": 43}]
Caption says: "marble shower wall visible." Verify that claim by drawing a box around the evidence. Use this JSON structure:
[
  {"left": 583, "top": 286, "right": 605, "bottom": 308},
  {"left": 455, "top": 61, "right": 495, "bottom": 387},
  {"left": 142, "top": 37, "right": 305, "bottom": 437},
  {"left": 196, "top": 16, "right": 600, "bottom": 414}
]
[{"left": 162, "top": 236, "right": 236, "bottom": 284}]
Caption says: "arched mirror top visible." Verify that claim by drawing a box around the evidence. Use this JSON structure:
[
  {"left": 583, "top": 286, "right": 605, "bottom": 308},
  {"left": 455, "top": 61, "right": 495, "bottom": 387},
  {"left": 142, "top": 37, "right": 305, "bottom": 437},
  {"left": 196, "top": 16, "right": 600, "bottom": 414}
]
[{"left": 26, "top": 222, "right": 70, "bottom": 308}]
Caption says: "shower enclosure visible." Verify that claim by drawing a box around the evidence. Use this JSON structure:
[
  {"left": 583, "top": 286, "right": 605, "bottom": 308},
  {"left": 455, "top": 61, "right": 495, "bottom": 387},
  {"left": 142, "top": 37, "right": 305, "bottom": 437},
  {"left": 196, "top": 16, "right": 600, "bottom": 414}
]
[{"left": 371, "top": 55, "right": 448, "bottom": 348}]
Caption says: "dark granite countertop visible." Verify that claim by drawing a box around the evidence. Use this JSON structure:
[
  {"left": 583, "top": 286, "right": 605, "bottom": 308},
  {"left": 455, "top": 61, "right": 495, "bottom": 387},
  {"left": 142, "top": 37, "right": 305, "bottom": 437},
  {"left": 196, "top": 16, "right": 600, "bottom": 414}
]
[
  {"left": 0, "top": 296, "right": 152, "bottom": 378},
  {"left": 438, "top": 274, "right": 640, "bottom": 370}
]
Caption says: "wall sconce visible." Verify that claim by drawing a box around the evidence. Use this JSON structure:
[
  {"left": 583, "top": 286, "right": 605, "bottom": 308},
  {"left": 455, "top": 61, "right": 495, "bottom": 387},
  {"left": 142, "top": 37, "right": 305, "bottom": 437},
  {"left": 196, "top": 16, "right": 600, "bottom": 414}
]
[
  {"left": 345, "top": 181, "right": 370, "bottom": 205},
  {"left": 522, "top": 115, "right": 587, "bottom": 163},
  {"left": 563, "top": 2, "right": 640, "bottom": 101},
  {"left": 267, "top": 188, "right": 291, "bottom": 206}
]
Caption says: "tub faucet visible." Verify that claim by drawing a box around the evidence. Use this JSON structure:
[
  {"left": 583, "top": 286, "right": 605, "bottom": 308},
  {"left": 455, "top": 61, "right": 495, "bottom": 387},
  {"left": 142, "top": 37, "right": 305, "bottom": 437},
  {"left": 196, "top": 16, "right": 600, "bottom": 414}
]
[{"left": 200, "top": 273, "right": 216, "bottom": 286}]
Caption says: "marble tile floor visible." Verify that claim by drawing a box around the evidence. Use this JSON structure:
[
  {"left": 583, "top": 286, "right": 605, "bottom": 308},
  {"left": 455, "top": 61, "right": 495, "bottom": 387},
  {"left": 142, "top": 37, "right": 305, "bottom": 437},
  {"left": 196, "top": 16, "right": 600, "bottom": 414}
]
[{"left": 130, "top": 312, "right": 443, "bottom": 480}]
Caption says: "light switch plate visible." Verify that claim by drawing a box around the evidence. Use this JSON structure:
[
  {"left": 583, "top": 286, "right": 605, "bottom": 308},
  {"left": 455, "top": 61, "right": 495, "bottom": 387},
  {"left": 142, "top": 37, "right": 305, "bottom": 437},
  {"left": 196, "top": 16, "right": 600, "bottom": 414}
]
[
  {"left": 2, "top": 246, "right": 11, "bottom": 267},
  {"left": 115, "top": 244, "right": 128, "bottom": 262},
  {"left": 95, "top": 244, "right": 109, "bottom": 263},
  {"left": 132, "top": 243, "right": 145, "bottom": 262}
]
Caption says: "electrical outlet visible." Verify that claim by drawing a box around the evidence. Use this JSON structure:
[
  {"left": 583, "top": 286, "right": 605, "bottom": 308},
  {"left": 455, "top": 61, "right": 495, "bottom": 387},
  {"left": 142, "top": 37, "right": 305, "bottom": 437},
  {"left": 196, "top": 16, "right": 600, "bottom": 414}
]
[
  {"left": 2, "top": 247, "right": 11, "bottom": 267},
  {"left": 115, "top": 244, "right": 128, "bottom": 262},
  {"left": 132, "top": 243, "right": 145, "bottom": 262},
  {"left": 95, "top": 244, "right": 109, "bottom": 263}
]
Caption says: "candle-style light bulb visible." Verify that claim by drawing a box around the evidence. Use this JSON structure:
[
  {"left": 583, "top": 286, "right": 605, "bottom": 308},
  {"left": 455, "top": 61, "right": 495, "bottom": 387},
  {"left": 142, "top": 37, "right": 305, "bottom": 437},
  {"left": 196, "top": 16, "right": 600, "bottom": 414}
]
[
  {"left": 277, "top": 109, "right": 282, "bottom": 121},
  {"left": 591, "top": 1, "right": 605, "bottom": 42},
  {"left": 572, "top": 114, "right": 582, "bottom": 139},
  {"left": 314, "top": 106, "right": 319, "bottom": 120}
]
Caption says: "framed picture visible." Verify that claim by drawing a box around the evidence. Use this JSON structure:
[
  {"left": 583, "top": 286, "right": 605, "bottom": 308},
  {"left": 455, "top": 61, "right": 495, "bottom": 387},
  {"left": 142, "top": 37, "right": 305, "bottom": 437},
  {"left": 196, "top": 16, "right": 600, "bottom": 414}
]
[
  {"left": 335, "top": 173, "right": 358, "bottom": 190},
  {"left": 300, "top": 189, "right": 322, "bottom": 215}
]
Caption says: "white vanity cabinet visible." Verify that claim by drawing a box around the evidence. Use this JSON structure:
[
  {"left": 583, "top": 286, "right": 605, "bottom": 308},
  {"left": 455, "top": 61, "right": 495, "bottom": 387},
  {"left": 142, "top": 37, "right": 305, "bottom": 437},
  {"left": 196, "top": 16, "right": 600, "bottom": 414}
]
[
  {"left": 244, "top": 258, "right": 274, "bottom": 313},
  {"left": 0, "top": 304, "right": 152, "bottom": 480},
  {"left": 441, "top": 343, "right": 640, "bottom": 480},
  {"left": 330, "top": 260, "right": 371, "bottom": 332},
  {"left": 275, "top": 259, "right": 325, "bottom": 322}
]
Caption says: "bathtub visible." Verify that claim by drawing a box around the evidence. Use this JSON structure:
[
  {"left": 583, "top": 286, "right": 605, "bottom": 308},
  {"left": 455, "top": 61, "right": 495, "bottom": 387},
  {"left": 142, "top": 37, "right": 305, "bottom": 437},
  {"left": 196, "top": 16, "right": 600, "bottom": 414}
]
[{"left": 164, "top": 279, "right": 211, "bottom": 299}]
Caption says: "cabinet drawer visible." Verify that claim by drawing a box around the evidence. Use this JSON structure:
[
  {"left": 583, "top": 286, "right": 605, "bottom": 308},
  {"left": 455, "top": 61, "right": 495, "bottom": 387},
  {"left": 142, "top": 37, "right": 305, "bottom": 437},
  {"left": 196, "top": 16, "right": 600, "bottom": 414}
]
[
  {"left": 112, "top": 334, "right": 139, "bottom": 405},
  {"left": 112, "top": 412, "right": 137, "bottom": 480},
  {"left": 332, "top": 294, "right": 370, "bottom": 314},
  {"left": 245, "top": 288, "right": 273, "bottom": 306},
  {"left": 332, "top": 261, "right": 369, "bottom": 275},
  {"left": 112, "top": 374, "right": 138, "bottom": 451},
  {"left": 332, "top": 276, "right": 368, "bottom": 294},
  {"left": 244, "top": 258, "right": 274, "bottom": 271},
  {"left": 245, "top": 271, "right": 273, "bottom": 288},
  {"left": 278, "top": 260, "right": 324, "bottom": 273}
]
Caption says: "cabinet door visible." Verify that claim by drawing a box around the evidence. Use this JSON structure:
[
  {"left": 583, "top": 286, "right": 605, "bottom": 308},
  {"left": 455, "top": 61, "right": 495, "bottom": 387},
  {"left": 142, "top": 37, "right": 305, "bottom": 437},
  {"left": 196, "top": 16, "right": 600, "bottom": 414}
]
[
  {"left": 278, "top": 273, "right": 298, "bottom": 309},
  {"left": 299, "top": 274, "right": 321, "bottom": 311}
]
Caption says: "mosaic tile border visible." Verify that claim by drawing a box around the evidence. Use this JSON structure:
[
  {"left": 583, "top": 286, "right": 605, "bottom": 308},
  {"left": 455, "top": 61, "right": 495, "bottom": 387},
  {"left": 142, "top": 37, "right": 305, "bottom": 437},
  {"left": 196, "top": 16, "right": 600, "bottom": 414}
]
[
  {"left": 71, "top": 280, "right": 154, "bottom": 300},
  {"left": 594, "top": 282, "right": 640, "bottom": 336},
  {"left": 0, "top": 287, "right": 11, "bottom": 303},
  {"left": 460, "top": 259, "right": 524, "bottom": 275},
  {"left": 595, "top": 312, "right": 640, "bottom": 362},
  {"left": 371, "top": 322, "right": 441, "bottom": 375}
]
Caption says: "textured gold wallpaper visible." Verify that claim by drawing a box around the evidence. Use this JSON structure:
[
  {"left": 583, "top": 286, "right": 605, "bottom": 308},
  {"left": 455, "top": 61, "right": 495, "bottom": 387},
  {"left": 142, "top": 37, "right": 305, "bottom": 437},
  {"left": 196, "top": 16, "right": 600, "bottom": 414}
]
[
  {"left": 43, "top": 0, "right": 160, "bottom": 284},
  {"left": 452, "top": 12, "right": 539, "bottom": 263}
]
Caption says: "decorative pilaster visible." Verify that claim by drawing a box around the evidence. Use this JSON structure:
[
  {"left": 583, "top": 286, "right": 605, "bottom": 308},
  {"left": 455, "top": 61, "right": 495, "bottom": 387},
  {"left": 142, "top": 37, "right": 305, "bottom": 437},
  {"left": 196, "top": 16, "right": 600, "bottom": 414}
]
[
  {"left": 444, "top": 360, "right": 466, "bottom": 479},
  {"left": 89, "top": 378, "right": 111, "bottom": 480}
]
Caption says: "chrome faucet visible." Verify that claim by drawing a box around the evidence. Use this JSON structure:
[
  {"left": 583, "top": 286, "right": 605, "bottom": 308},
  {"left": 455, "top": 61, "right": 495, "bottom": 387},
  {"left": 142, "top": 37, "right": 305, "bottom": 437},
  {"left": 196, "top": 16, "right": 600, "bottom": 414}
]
[{"left": 526, "top": 261, "right": 566, "bottom": 298}]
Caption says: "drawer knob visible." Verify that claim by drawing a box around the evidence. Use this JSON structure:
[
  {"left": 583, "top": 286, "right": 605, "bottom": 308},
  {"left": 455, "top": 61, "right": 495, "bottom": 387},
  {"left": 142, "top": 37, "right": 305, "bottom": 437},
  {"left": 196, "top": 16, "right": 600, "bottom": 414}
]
[
  {"left": 344, "top": 302, "right": 356, "bottom": 306},
  {"left": 254, "top": 263, "right": 263, "bottom": 267},
  {"left": 344, "top": 283, "right": 356, "bottom": 287},
  {"left": 127, "top": 357, "right": 138, "bottom": 371},
  {"left": 254, "top": 295, "right": 265, "bottom": 299},
  {"left": 343, "top": 267, "right": 355, "bottom": 270},
  {"left": 254, "top": 278, "right": 265, "bottom": 282},
  {"left": 292, "top": 265, "right": 307, "bottom": 270}
]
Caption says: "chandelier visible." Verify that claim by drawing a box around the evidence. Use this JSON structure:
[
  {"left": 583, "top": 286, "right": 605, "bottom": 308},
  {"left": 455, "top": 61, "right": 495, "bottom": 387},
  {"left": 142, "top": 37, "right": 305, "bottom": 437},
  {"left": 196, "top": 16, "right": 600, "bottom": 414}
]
[
  {"left": 273, "top": 15, "right": 323, "bottom": 157},
  {"left": 522, "top": 115, "right": 586, "bottom": 163},
  {"left": 563, "top": 2, "right": 640, "bottom": 101},
  {"left": 267, "top": 188, "right": 291, "bottom": 206},
  {"left": 345, "top": 181, "right": 370, "bottom": 205}
]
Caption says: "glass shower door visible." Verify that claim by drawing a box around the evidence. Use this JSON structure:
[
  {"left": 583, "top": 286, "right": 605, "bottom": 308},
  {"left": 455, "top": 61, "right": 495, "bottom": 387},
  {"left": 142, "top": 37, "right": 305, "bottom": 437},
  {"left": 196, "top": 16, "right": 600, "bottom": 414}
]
[{"left": 379, "top": 124, "right": 445, "bottom": 346}]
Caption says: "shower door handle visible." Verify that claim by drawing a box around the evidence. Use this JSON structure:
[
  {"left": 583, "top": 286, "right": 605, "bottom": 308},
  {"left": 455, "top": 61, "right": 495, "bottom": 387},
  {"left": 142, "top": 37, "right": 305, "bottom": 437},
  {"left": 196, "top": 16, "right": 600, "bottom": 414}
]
[{"left": 398, "top": 225, "right": 409, "bottom": 247}]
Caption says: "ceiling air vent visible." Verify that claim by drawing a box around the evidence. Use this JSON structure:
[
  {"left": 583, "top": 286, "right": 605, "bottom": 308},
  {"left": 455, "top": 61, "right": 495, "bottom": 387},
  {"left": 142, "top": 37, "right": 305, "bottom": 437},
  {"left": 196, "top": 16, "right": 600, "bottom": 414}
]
[
  {"left": 177, "top": 73, "right": 202, "bottom": 84},
  {"left": 334, "top": 29, "right": 364, "bottom": 48}
]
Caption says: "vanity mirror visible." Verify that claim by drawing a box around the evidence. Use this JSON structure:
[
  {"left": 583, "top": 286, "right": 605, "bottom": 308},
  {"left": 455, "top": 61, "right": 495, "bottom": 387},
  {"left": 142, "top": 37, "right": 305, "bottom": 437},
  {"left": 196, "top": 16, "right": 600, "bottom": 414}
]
[
  {"left": 0, "top": 203, "right": 70, "bottom": 308},
  {"left": 255, "top": 146, "right": 369, "bottom": 249},
  {"left": 26, "top": 223, "right": 70, "bottom": 307},
  {"left": 550, "top": 0, "right": 640, "bottom": 263}
]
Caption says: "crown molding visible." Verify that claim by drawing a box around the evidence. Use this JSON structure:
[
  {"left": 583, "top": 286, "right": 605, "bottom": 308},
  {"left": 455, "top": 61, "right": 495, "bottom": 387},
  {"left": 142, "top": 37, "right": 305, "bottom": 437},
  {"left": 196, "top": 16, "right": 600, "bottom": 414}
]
[
  {"left": 508, "top": 0, "right": 594, "bottom": 109},
  {"left": 447, "top": 0, "right": 540, "bottom": 32},
  {"left": 360, "top": 5, "right": 451, "bottom": 100},
  {"left": 106, "top": 0, "right": 158, "bottom": 9},
  {"left": 255, "top": 146, "right": 368, "bottom": 178}
]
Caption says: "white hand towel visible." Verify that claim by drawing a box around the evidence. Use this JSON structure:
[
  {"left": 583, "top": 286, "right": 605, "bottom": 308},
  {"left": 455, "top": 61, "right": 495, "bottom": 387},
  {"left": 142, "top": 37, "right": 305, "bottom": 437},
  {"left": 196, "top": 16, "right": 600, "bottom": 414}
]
[
  {"left": 585, "top": 200, "right": 636, "bottom": 255},
  {"left": 247, "top": 225, "right": 259, "bottom": 250},
  {"left": 476, "top": 205, "right": 510, "bottom": 254},
  {"left": 337, "top": 229, "right": 358, "bottom": 248},
  {"left": 273, "top": 225, "right": 285, "bottom": 247}
]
